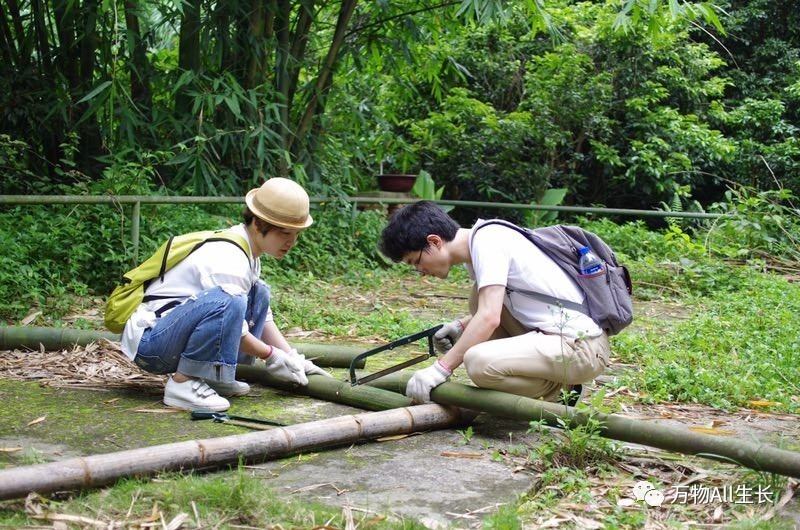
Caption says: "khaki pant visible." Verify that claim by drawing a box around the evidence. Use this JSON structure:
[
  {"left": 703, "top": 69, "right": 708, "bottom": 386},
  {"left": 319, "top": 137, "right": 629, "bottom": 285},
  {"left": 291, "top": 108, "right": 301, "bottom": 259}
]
[{"left": 462, "top": 286, "right": 610, "bottom": 402}]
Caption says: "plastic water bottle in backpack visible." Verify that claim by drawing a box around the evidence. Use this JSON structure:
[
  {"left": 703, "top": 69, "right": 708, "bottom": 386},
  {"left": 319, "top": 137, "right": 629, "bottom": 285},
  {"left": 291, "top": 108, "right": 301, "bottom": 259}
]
[{"left": 578, "top": 246, "right": 605, "bottom": 276}]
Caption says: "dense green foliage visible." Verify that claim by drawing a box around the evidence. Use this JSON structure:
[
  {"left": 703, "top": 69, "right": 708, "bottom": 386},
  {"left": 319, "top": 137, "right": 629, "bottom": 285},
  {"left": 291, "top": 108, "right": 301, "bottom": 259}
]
[
  {"left": 4, "top": 0, "right": 794, "bottom": 215},
  {"left": 330, "top": 0, "right": 800, "bottom": 215}
]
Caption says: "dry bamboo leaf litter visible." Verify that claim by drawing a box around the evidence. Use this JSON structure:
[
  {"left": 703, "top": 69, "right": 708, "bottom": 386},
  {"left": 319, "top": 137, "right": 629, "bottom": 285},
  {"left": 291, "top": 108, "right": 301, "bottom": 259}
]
[{"left": 0, "top": 341, "right": 165, "bottom": 391}]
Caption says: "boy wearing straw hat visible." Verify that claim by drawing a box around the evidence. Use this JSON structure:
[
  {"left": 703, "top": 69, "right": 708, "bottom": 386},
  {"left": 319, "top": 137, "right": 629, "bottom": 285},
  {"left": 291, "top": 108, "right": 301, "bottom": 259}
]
[{"left": 120, "top": 177, "right": 329, "bottom": 412}]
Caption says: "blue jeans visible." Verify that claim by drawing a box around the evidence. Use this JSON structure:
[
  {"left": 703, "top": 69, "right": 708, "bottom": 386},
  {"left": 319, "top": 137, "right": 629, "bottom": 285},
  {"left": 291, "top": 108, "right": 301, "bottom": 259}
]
[{"left": 134, "top": 283, "right": 271, "bottom": 382}]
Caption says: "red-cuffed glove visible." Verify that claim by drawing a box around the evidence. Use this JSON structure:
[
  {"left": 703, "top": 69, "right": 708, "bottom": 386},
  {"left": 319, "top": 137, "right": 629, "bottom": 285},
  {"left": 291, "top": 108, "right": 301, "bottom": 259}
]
[{"left": 405, "top": 360, "right": 452, "bottom": 403}]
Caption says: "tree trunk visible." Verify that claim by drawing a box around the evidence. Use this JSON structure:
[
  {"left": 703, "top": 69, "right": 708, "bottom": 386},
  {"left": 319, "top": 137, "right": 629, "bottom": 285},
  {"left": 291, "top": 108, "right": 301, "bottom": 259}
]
[
  {"left": 368, "top": 374, "right": 800, "bottom": 479},
  {"left": 176, "top": 0, "right": 202, "bottom": 116},
  {"left": 0, "top": 401, "right": 472, "bottom": 500},
  {"left": 30, "top": 0, "right": 52, "bottom": 73},
  {"left": 288, "top": 0, "right": 358, "bottom": 154},
  {"left": 0, "top": 2, "right": 19, "bottom": 66},
  {"left": 76, "top": 0, "right": 104, "bottom": 175},
  {"left": 286, "top": 0, "right": 314, "bottom": 105},
  {"left": 3, "top": 0, "right": 27, "bottom": 61},
  {"left": 52, "top": 0, "right": 78, "bottom": 87},
  {"left": 243, "top": 0, "right": 266, "bottom": 89},
  {"left": 273, "top": 0, "right": 291, "bottom": 176},
  {"left": 123, "top": 0, "right": 153, "bottom": 114}
]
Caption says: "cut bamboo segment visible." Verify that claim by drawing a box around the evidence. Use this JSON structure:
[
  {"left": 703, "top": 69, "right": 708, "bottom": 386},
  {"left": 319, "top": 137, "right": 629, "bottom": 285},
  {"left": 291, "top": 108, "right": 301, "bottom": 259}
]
[{"left": 235, "top": 364, "right": 406, "bottom": 411}]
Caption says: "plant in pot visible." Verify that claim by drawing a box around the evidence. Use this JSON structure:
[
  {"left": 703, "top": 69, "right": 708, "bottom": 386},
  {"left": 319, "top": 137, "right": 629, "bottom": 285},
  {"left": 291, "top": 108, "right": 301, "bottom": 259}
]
[{"left": 375, "top": 134, "right": 418, "bottom": 192}]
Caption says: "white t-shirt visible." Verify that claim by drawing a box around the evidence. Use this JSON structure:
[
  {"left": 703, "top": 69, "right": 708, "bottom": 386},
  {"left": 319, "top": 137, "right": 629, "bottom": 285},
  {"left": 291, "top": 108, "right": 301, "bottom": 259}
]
[
  {"left": 466, "top": 219, "right": 602, "bottom": 338},
  {"left": 120, "top": 223, "right": 273, "bottom": 359}
]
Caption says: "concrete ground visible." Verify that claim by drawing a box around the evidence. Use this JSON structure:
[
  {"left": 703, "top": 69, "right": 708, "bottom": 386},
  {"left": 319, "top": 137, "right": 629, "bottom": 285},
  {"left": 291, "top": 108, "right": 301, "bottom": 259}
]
[
  {"left": 1, "top": 343, "right": 799, "bottom": 528},
  {"left": 0, "top": 370, "right": 545, "bottom": 527}
]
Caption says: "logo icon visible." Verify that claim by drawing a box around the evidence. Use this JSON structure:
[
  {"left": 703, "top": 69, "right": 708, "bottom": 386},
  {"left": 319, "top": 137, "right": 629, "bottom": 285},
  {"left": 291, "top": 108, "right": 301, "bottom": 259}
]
[{"left": 632, "top": 481, "right": 665, "bottom": 507}]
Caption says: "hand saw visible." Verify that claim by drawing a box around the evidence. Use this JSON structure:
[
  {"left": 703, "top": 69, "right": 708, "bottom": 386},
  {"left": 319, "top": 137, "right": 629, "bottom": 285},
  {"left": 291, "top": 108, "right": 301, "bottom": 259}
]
[{"left": 348, "top": 324, "right": 443, "bottom": 386}]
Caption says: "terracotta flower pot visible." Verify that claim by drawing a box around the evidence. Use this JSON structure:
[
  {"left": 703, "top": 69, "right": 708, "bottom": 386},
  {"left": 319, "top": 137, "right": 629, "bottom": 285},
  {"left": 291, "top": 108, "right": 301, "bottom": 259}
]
[{"left": 377, "top": 174, "right": 417, "bottom": 193}]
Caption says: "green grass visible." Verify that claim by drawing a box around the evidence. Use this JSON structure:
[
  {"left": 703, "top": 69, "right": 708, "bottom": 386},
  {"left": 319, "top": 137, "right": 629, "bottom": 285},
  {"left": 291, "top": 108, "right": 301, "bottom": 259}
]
[
  {"left": 0, "top": 464, "right": 429, "bottom": 529},
  {"left": 613, "top": 270, "right": 800, "bottom": 411},
  {"left": 0, "top": 468, "right": 451, "bottom": 529}
]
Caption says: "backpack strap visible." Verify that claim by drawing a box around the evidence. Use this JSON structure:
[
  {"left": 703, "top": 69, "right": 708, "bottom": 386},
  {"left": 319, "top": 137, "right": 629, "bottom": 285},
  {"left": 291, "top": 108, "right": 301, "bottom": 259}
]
[
  {"left": 142, "top": 231, "right": 251, "bottom": 307},
  {"left": 471, "top": 220, "right": 589, "bottom": 316},
  {"left": 158, "top": 236, "right": 177, "bottom": 278}
]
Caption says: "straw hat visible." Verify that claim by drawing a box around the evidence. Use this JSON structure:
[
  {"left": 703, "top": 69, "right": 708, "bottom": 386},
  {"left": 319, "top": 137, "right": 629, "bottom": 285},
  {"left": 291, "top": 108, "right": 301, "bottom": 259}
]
[{"left": 245, "top": 178, "right": 313, "bottom": 229}]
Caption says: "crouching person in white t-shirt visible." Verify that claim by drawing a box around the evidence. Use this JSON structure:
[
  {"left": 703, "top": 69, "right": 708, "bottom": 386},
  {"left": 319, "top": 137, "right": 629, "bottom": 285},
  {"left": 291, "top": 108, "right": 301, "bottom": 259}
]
[
  {"left": 379, "top": 200, "right": 609, "bottom": 406},
  {"left": 119, "top": 178, "right": 330, "bottom": 412}
]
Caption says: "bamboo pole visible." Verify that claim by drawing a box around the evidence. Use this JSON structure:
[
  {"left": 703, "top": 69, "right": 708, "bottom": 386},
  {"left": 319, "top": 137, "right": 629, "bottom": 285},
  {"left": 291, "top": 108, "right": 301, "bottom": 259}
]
[
  {"left": 0, "top": 326, "right": 365, "bottom": 368},
  {"left": 0, "top": 403, "right": 471, "bottom": 501},
  {"left": 292, "top": 342, "right": 366, "bottom": 368},
  {"left": 0, "top": 326, "right": 119, "bottom": 350},
  {"left": 368, "top": 373, "right": 800, "bottom": 479},
  {"left": 235, "top": 365, "right": 400, "bottom": 411}
]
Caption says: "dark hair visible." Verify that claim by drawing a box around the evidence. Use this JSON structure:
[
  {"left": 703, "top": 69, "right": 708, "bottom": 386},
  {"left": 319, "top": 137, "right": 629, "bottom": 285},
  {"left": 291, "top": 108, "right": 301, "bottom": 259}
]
[
  {"left": 243, "top": 207, "right": 280, "bottom": 235},
  {"left": 379, "top": 200, "right": 460, "bottom": 262}
]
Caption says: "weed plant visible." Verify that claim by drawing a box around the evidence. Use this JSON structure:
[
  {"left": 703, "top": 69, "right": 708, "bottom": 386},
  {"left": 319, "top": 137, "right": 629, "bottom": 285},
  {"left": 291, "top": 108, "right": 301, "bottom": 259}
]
[{"left": 527, "top": 392, "right": 621, "bottom": 472}]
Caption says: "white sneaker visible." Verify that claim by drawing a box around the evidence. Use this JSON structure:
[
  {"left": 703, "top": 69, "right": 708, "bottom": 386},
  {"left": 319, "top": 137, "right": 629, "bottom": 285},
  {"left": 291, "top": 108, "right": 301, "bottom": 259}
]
[
  {"left": 204, "top": 379, "right": 250, "bottom": 397},
  {"left": 163, "top": 377, "right": 230, "bottom": 411}
]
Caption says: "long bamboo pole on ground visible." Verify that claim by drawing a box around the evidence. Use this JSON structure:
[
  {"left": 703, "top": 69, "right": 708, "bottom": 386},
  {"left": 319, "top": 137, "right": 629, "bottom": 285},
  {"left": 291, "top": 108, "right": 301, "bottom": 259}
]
[
  {"left": 0, "top": 326, "right": 365, "bottom": 368},
  {"left": 368, "top": 373, "right": 800, "bottom": 479},
  {"left": 0, "top": 326, "right": 119, "bottom": 350},
  {"left": 235, "top": 365, "right": 402, "bottom": 411},
  {"left": 0, "top": 403, "right": 471, "bottom": 501}
]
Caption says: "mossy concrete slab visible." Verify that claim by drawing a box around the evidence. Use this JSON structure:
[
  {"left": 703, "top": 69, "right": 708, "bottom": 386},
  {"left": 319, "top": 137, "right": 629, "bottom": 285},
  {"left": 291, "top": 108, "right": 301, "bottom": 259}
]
[
  {"left": 0, "top": 378, "right": 368, "bottom": 467},
  {"left": 0, "top": 376, "right": 540, "bottom": 527}
]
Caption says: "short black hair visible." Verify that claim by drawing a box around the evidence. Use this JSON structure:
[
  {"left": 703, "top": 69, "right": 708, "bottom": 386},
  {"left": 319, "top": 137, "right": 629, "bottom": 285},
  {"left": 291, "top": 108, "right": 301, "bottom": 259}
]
[
  {"left": 243, "top": 207, "right": 280, "bottom": 235},
  {"left": 379, "top": 200, "right": 460, "bottom": 262}
]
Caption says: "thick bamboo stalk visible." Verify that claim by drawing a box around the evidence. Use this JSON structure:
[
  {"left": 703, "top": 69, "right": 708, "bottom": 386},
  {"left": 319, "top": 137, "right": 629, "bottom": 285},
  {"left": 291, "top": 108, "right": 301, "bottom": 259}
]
[
  {"left": 236, "top": 364, "right": 401, "bottom": 411},
  {"left": 292, "top": 342, "right": 366, "bottom": 368},
  {"left": 0, "top": 326, "right": 365, "bottom": 368},
  {"left": 369, "top": 374, "right": 800, "bottom": 479},
  {"left": 0, "top": 326, "right": 119, "bottom": 350},
  {"left": 0, "top": 403, "right": 470, "bottom": 500}
]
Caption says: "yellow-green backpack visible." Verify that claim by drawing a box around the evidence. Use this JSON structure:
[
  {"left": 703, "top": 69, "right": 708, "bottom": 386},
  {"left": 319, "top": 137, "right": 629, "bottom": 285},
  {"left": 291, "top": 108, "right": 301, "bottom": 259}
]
[{"left": 104, "top": 229, "right": 250, "bottom": 333}]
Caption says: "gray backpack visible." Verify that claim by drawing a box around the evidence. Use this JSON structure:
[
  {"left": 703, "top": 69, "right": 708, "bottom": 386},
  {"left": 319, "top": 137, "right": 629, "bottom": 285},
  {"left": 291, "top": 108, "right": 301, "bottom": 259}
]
[{"left": 473, "top": 221, "right": 633, "bottom": 335}]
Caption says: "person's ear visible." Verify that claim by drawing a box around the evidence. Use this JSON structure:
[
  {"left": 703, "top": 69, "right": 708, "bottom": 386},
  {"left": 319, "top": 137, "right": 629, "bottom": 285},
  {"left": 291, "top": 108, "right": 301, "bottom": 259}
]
[{"left": 426, "top": 234, "right": 443, "bottom": 249}]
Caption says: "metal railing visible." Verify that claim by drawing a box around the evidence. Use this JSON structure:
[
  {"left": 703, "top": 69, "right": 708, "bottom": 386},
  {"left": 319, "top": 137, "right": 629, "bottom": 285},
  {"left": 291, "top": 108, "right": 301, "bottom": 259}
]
[{"left": 0, "top": 194, "right": 724, "bottom": 260}]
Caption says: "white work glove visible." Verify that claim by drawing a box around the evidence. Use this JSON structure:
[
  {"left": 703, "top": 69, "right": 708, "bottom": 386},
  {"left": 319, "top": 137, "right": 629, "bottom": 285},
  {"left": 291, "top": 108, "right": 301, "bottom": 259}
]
[
  {"left": 433, "top": 319, "right": 465, "bottom": 353},
  {"left": 263, "top": 346, "right": 308, "bottom": 386},
  {"left": 405, "top": 360, "right": 452, "bottom": 403},
  {"left": 288, "top": 348, "right": 333, "bottom": 378}
]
